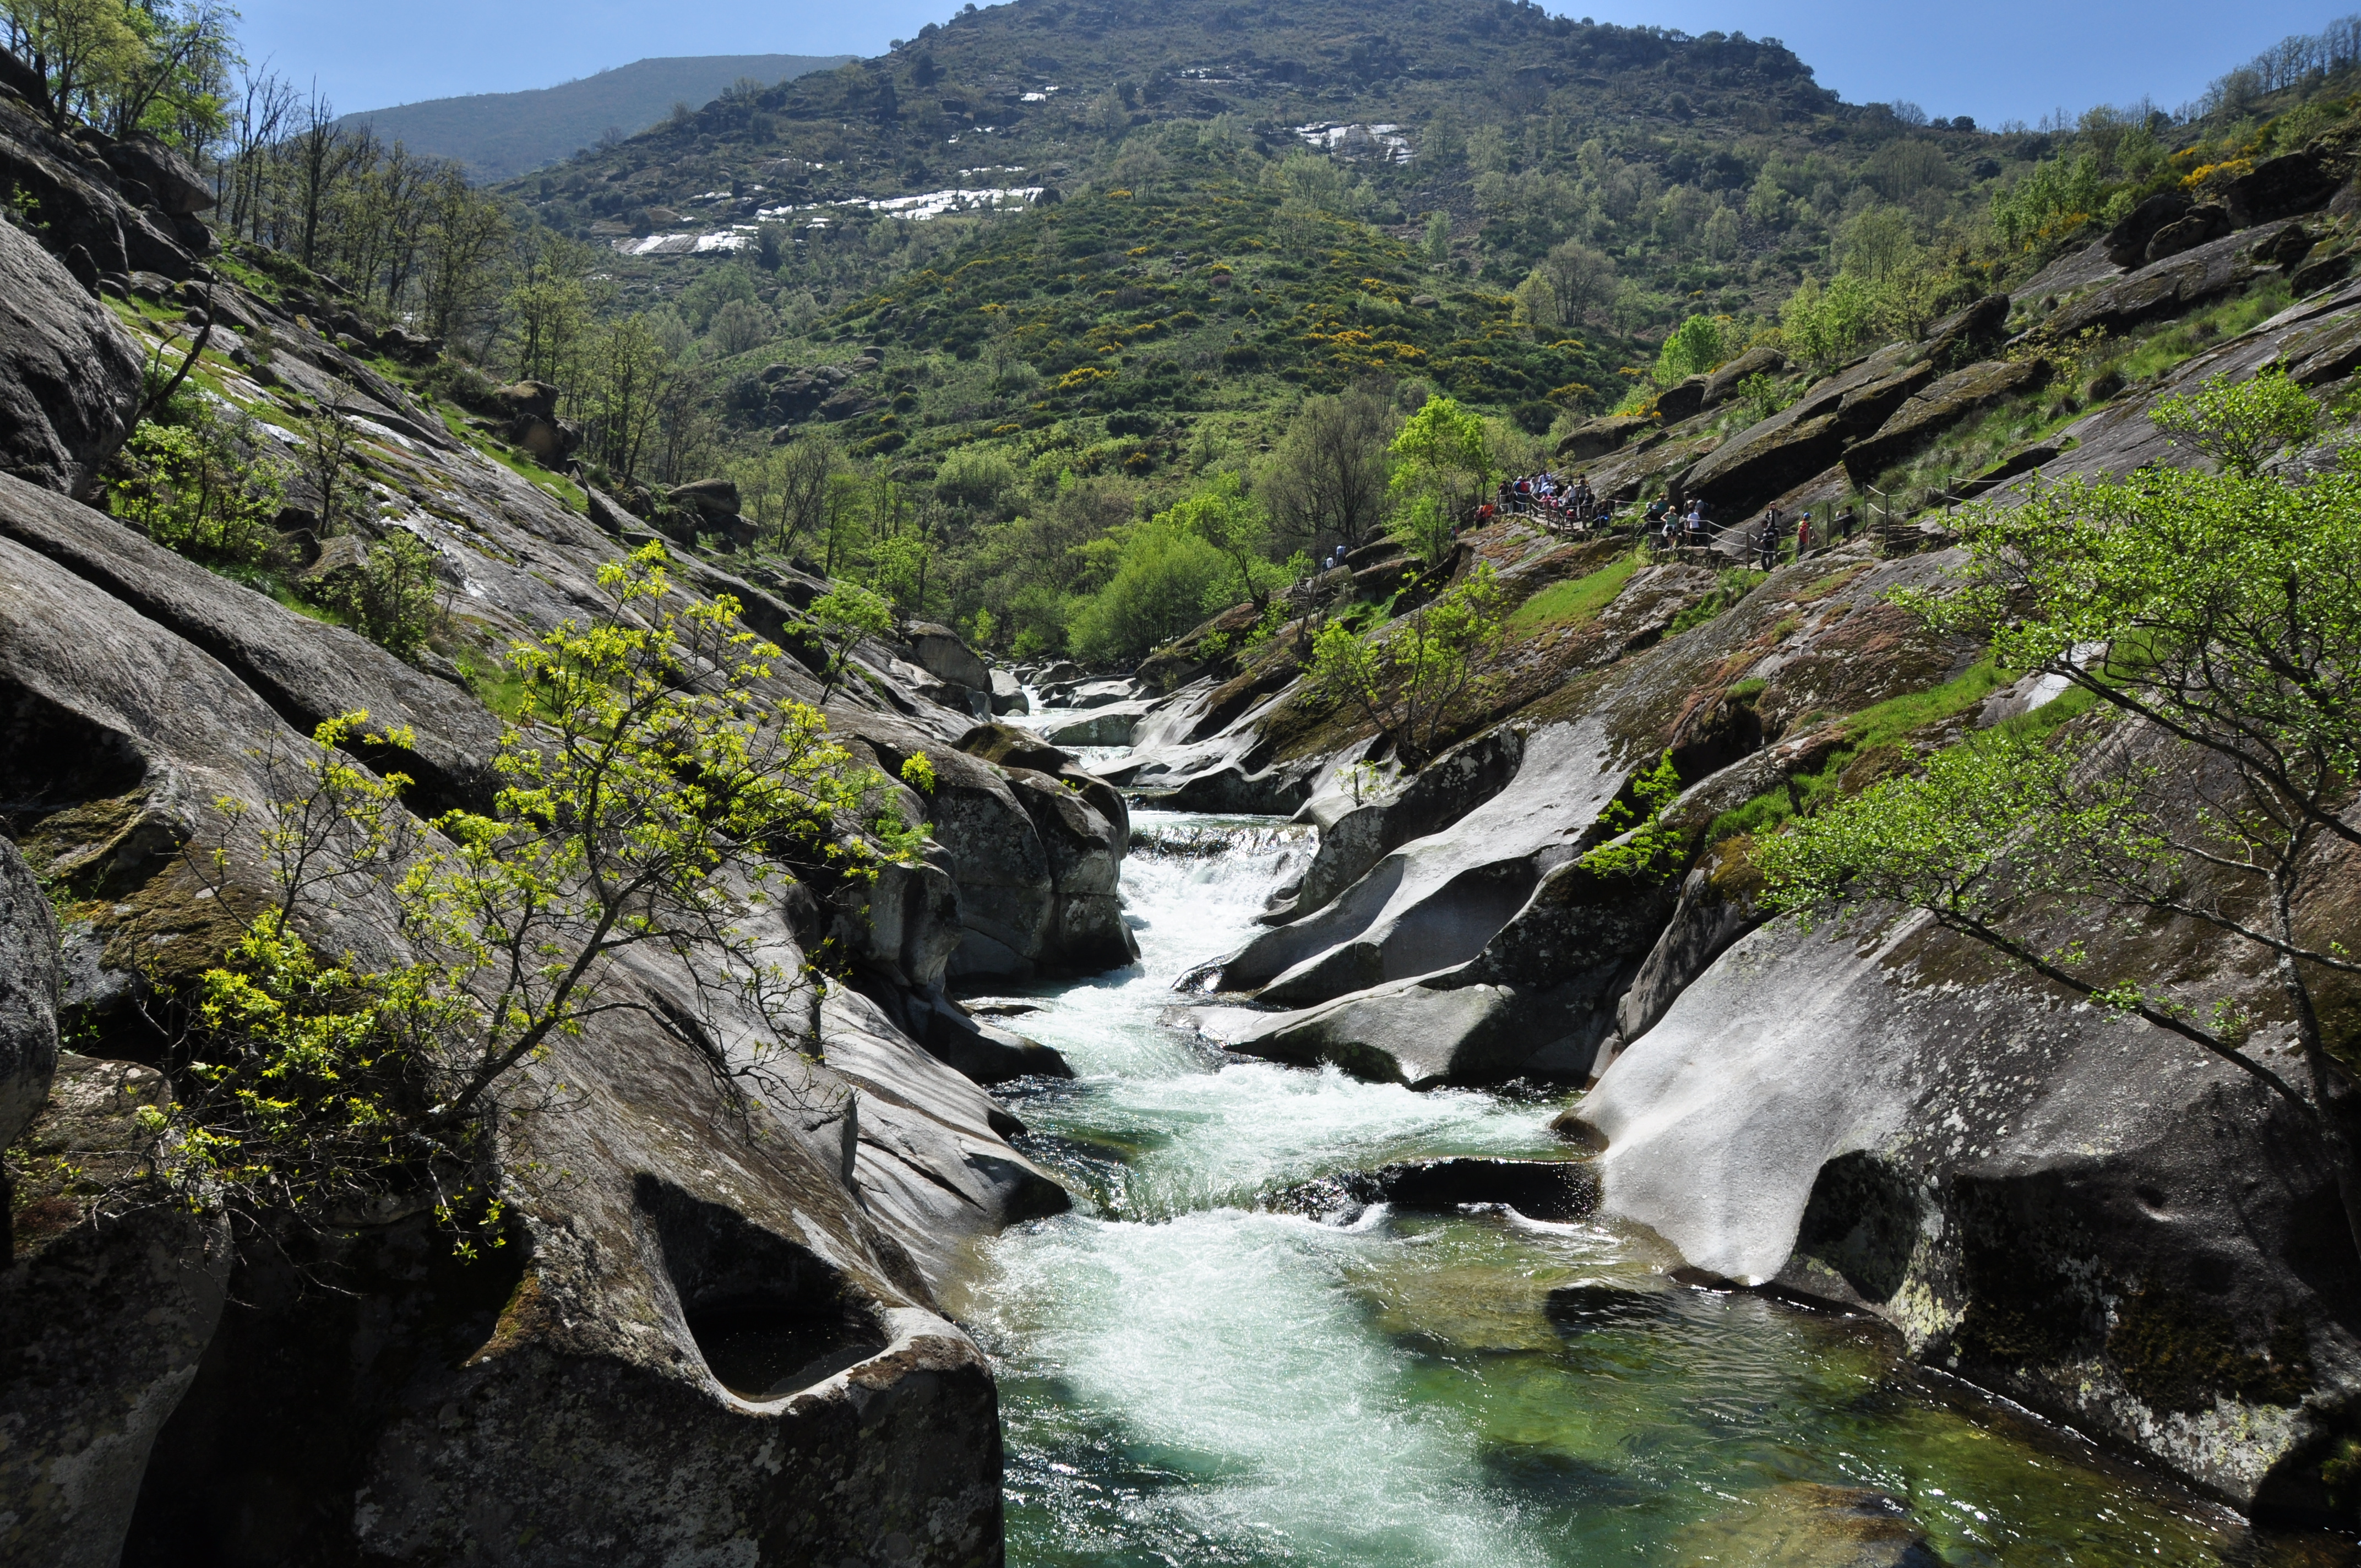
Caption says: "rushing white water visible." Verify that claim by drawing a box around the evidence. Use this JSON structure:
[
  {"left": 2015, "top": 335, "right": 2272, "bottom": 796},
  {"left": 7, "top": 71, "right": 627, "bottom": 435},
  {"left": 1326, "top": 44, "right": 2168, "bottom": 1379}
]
[
  {"left": 948, "top": 810, "right": 2330, "bottom": 1568},
  {"left": 950, "top": 812, "right": 1568, "bottom": 1565},
  {"left": 994, "top": 814, "right": 1558, "bottom": 1217}
]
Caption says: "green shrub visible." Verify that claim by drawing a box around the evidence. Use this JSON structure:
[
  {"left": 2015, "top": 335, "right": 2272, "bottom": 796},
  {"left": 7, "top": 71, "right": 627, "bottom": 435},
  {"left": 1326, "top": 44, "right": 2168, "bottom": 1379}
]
[
  {"left": 1653, "top": 314, "right": 1731, "bottom": 384},
  {"left": 331, "top": 533, "right": 443, "bottom": 662},
  {"left": 1990, "top": 153, "right": 2108, "bottom": 254},
  {"left": 1735, "top": 372, "right": 1788, "bottom": 424},
  {"left": 420, "top": 358, "right": 504, "bottom": 416},
  {"left": 2150, "top": 364, "right": 2320, "bottom": 477},
  {"left": 1388, "top": 396, "right": 1496, "bottom": 561},
  {"left": 110, "top": 403, "right": 289, "bottom": 569},
  {"left": 1069, "top": 515, "right": 1236, "bottom": 663},
  {"left": 1780, "top": 274, "right": 1880, "bottom": 374}
]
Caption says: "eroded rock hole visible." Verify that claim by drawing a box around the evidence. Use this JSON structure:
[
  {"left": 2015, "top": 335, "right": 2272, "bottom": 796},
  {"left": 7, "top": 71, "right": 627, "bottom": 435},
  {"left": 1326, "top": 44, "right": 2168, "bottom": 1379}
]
[
  {"left": 1793, "top": 1151, "right": 1918, "bottom": 1304},
  {"left": 0, "top": 687, "right": 147, "bottom": 836},
  {"left": 637, "top": 1175, "right": 886, "bottom": 1400}
]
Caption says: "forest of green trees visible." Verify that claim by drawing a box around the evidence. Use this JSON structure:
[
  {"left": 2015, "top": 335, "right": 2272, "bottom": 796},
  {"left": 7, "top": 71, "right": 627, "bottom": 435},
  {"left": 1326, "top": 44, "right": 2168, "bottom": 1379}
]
[{"left": 13, "top": 0, "right": 2361, "bottom": 666}]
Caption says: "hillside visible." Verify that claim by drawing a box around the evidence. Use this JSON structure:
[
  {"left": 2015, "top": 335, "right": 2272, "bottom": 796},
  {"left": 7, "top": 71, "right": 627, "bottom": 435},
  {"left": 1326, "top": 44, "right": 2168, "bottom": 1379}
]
[
  {"left": 341, "top": 54, "right": 853, "bottom": 179},
  {"left": 480, "top": 0, "right": 2069, "bottom": 656},
  {"left": 199, "top": 0, "right": 2361, "bottom": 674},
  {"left": 501, "top": 0, "right": 2038, "bottom": 321}
]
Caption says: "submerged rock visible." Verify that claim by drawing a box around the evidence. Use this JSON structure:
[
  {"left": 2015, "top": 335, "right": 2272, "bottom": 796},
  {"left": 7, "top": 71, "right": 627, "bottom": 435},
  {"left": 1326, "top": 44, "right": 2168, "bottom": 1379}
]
[
  {"left": 1271, "top": 1157, "right": 1600, "bottom": 1223},
  {"left": 1671, "top": 1483, "right": 1944, "bottom": 1568}
]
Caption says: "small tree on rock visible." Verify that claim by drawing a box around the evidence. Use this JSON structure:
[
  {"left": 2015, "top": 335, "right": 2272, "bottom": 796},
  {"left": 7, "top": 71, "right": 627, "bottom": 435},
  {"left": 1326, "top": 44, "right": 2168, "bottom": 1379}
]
[
  {"left": 334, "top": 532, "right": 442, "bottom": 662},
  {"left": 170, "top": 546, "right": 912, "bottom": 1247},
  {"left": 1754, "top": 371, "right": 2361, "bottom": 1264},
  {"left": 1307, "top": 562, "right": 1507, "bottom": 770},
  {"left": 809, "top": 582, "right": 895, "bottom": 701},
  {"left": 2149, "top": 364, "right": 2320, "bottom": 477},
  {"left": 1388, "top": 396, "right": 1495, "bottom": 562}
]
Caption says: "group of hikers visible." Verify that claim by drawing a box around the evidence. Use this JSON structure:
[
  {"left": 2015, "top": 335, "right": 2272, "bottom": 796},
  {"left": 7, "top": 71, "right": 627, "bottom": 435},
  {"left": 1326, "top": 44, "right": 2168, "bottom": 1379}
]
[
  {"left": 1314, "top": 470, "right": 1867, "bottom": 574},
  {"left": 1467, "top": 472, "right": 1863, "bottom": 567},
  {"left": 1644, "top": 498, "right": 1861, "bottom": 564},
  {"left": 1483, "top": 472, "right": 1614, "bottom": 531}
]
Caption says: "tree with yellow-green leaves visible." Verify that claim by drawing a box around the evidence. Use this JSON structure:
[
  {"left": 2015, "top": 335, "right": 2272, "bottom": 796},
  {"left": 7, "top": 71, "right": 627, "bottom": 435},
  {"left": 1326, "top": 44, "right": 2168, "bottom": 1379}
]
[
  {"left": 1388, "top": 396, "right": 1496, "bottom": 562},
  {"left": 1753, "top": 372, "right": 2361, "bottom": 1266},
  {"left": 1170, "top": 470, "right": 1278, "bottom": 611},
  {"left": 170, "top": 547, "right": 918, "bottom": 1248}
]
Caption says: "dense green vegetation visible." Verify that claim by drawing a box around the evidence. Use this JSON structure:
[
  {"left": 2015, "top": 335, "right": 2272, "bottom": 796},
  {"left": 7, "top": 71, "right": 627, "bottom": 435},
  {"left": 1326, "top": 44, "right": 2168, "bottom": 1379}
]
[{"left": 26, "top": 0, "right": 2361, "bottom": 668}]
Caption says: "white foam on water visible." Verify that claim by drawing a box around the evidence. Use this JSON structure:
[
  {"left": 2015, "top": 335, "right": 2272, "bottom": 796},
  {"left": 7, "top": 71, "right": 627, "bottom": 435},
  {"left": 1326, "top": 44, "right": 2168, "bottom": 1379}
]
[
  {"left": 975, "top": 1207, "right": 1552, "bottom": 1568},
  {"left": 954, "top": 812, "right": 2289, "bottom": 1568},
  {"left": 960, "top": 812, "right": 1564, "bottom": 1564}
]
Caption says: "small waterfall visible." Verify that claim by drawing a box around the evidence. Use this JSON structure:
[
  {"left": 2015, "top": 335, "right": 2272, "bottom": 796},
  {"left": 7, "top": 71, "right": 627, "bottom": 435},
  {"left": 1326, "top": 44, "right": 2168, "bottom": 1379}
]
[
  {"left": 1128, "top": 816, "right": 1310, "bottom": 863},
  {"left": 1120, "top": 811, "right": 1312, "bottom": 954},
  {"left": 949, "top": 810, "right": 2307, "bottom": 1568}
]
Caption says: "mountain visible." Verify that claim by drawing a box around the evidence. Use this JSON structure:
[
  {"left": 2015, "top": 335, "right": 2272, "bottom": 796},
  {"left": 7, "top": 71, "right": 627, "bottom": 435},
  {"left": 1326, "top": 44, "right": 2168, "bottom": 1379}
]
[
  {"left": 341, "top": 54, "right": 855, "bottom": 179},
  {"left": 502, "top": 0, "right": 2038, "bottom": 344},
  {"left": 497, "top": 0, "right": 2036, "bottom": 467}
]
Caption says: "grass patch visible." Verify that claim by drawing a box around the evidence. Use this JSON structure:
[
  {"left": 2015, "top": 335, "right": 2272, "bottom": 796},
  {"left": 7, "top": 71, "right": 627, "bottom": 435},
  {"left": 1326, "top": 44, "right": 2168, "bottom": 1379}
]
[
  {"left": 203, "top": 561, "right": 346, "bottom": 624},
  {"left": 1667, "top": 567, "right": 1768, "bottom": 636},
  {"left": 438, "top": 405, "right": 587, "bottom": 511},
  {"left": 2110, "top": 277, "right": 2296, "bottom": 387},
  {"left": 1706, "top": 651, "right": 2023, "bottom": 841},
  {"left": 261, "top": 578, "right": 349, "bottom": 627},
  {"left": 1832, "top": 651, "right": 2019, "bottom": 743},
  {"left": 1985, "top": 678, "right": 2102, "bottom": 741},
  {"left": 1508, "top": 551, "right": 1642, "bottom": 636},
  {"left": 1865, "top": 393, "right": 2090, "bottom": 505},
  {"left": 451, "top": 643, "right": 531, "bottom": 720}
]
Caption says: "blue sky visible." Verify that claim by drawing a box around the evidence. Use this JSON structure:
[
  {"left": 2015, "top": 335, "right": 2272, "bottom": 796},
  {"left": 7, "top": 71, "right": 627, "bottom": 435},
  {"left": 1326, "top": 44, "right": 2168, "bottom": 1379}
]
[{"left": 243, "top": 0, "right": 2341, "bottom": 129}]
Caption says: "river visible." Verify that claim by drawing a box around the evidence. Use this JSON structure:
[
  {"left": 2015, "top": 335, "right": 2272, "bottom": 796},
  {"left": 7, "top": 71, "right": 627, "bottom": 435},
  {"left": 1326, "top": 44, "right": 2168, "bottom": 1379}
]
[{"left": 940, "top": 809, "right": 2351, "bottom": 1567}]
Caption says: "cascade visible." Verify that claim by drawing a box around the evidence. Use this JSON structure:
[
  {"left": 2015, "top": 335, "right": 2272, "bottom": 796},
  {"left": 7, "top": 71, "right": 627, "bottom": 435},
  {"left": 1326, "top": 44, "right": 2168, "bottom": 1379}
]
[{"left": 942, "top": 811, "right": 2338, "bottom": 1568}]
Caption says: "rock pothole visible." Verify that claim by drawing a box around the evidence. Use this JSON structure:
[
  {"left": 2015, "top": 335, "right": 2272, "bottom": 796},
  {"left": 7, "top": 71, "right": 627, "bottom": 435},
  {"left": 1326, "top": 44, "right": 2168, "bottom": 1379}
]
[{"left": 636, "top": 1176, "right": 887, "bottom": 1401}]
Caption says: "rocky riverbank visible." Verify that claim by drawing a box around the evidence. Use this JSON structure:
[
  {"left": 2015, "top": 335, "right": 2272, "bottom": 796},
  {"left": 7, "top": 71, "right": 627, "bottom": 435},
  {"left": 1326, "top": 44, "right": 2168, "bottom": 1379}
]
[
  {"left": 1102, "top": 201, "right": 2361, "bottom": 1523},
  {"left": 0, "top": 98, "right": 1137, "bottom": 1565}
]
